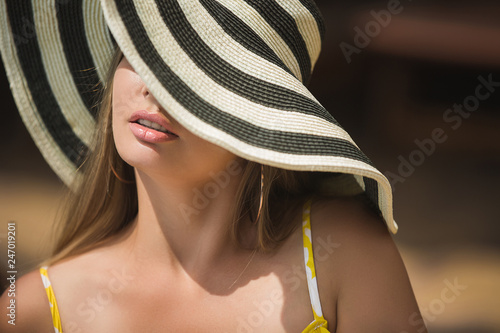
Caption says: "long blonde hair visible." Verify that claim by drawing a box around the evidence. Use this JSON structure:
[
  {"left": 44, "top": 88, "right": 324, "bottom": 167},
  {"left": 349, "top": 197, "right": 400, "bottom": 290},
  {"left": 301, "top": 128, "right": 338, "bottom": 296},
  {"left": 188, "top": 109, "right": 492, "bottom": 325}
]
[{"left": 43, "top": 48, "right": 341, "bottom": 266}]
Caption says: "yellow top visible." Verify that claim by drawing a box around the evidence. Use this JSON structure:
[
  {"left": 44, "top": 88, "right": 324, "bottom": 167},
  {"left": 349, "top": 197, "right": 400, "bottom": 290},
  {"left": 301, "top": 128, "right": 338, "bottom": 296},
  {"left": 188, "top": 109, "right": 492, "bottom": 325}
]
[
  {"left": 301, "top": 198, "right": 330, "bottom": 332},
  {"left": 39, "top": 266, "right": 63, "bottom": 333},
  {"left": 40, "top": 198, "right": 330, "bottom": 332}
]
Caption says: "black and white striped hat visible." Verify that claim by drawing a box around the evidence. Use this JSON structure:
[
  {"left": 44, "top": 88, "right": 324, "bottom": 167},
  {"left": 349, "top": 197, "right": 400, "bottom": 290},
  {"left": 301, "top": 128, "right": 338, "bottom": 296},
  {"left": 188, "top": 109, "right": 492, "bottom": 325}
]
[{"left": 0, "top": 0, "right": 397, "bottom": 233}]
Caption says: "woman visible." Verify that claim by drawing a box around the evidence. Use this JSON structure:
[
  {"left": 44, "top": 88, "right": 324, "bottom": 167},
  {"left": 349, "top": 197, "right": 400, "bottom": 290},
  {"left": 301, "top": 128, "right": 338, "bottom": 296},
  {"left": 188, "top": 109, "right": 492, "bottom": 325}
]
[{"left": 0, "top": 0, "right": 425, "bottom": 332}]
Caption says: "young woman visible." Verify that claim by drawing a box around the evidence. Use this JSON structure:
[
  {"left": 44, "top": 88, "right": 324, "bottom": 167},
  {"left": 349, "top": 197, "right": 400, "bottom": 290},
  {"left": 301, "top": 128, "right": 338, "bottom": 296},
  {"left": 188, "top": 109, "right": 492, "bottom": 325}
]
[{"left": 0, "top": 0, "right": 425, "bottom": 332}]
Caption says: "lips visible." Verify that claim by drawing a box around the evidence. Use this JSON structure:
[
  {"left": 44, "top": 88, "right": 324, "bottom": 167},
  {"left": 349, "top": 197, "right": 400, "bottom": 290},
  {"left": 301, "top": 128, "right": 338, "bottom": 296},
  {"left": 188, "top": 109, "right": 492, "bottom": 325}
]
[
  {"left": 136, "top": 118, "right": 169, "bottom": 133},
  {"left": 129, "top": 110, "right": 179, "bottom": 143}
]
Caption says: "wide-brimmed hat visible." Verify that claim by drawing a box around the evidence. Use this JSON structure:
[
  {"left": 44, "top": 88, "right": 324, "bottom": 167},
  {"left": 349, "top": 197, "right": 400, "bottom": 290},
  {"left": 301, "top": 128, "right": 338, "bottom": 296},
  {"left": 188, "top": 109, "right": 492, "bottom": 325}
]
[{"left": 0, "top": 0, "right": 397, "bottom": 233}]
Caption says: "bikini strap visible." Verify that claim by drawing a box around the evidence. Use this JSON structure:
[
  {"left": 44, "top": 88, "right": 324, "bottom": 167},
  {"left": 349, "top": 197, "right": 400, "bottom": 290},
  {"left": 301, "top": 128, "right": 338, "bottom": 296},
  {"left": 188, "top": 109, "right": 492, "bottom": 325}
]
[
  {"left": 302, "top": 198, "right": 326, "bottom": 323},
  {"left": 40, "top": 266, "right": 63, "bottom": 333}
]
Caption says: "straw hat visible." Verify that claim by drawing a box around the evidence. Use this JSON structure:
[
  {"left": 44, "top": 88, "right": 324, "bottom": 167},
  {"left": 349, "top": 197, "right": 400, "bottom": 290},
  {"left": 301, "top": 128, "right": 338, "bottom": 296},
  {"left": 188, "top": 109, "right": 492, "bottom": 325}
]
[{"left": 0, "top": 0, "right": 397, "bottom": 233}]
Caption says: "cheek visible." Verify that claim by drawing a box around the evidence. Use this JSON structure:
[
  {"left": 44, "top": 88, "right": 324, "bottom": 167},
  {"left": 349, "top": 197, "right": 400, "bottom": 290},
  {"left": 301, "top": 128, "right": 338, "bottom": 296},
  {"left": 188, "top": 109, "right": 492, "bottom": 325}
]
[
  {"left": 111, "top": 88, "right": 128, "bottom": 154},
  {"left": 111, "top": 78, "right": 142, "bottom": 166},
  {"left": 112, "top": 79, "right": 141, "bottom": 117},
  {"left": 111, "top": 71, "right": 143, "bottom": 152}
]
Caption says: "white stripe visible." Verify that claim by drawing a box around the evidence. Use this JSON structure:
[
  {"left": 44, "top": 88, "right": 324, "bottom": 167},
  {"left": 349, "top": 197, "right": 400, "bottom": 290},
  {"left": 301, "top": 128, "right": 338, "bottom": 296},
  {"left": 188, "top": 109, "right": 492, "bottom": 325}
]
[
  {"left": 353, "top": 174, "right": 366, "bottom": 192},
  {"left": 33, "top": 1, "right": 94, "bottom": 146},
  {"left": 275, "top": 0, "right": 322, "bottom": 69},
  {"left": 215, "top": 0, "right": 303, "bottom": 82},
  {"left": 0, "top": 1, "right": 76, "bottom": 187},
  {"left": 101, "top": 0, "right": 395, "bottom": 234},
  {"left": 378, "top": 176, "right": 396, "bottom": 232},
  {"left": 83, "top": 0, "right": 115, "bottom": 82},
  {"left": 41, "top": 274, "right": 51, "bottom": 288},
  {"left": 180, "top": 0, "right": 319, "bottom": 104},
  {"left": 130, "top": 1, "right": 358, "bottom": 145},
  {"left": 303, "top": 248, "right": 324, "bottom": 317},
  {"left": 304, "top": 227, "right": 312, "bottom": 242},
  {"left": 308, "top": 276, "right": 324, "bottom": 317}
]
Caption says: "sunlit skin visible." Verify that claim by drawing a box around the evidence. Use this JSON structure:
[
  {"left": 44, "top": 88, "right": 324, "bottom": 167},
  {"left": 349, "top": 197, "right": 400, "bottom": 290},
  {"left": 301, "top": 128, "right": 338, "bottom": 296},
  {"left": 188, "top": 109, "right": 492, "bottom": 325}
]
[
  {"left": 0, "top": 57, "right": 426, "bottom": 333},
  {"left": 111, "top": 56, "right": 257, "bottom": 272}
]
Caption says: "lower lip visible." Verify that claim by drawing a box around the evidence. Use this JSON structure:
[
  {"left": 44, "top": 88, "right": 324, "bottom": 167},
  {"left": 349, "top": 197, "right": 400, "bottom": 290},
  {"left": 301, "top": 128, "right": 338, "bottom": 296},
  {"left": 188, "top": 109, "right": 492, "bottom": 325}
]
[{"left": 129, "top": 123, "right": 179, "bottom": 143}]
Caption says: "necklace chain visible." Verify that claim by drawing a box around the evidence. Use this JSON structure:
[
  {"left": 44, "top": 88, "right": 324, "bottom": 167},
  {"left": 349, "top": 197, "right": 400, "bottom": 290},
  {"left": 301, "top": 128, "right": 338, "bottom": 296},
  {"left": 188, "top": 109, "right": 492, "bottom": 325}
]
[
  {"left": 227, "top": 248, "right": 258, "bottom": 290},
  {"left": 227, "top": 164, "right": 262, "bottom": 290}
]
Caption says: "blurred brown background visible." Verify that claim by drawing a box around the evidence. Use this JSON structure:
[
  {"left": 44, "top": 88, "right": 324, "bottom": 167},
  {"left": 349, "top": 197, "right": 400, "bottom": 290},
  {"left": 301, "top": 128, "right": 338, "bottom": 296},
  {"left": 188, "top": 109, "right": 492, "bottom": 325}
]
[{"left": 1, "top": 1, "right": 499, "bottom": 332}]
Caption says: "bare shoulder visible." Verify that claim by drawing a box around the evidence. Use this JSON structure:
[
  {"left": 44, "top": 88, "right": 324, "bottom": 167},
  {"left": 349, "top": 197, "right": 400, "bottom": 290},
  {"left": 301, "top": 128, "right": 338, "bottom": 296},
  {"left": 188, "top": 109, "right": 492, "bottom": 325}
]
[
  {"left": 310, "top": 195, "right": 427, "bottom": 333},
  {"left": 309, "top": 195, "right": 397, "bottom": 270},
  {"left": 310, "top": 194, "right": 406, "bottom": 264},
  {"left": 0, "top": 269, "right": 54, "bottom": 333},
  {"left": 0, "top": 243, "right": 132, "bottom": 333},
  {"left": 47, "top": 242, "right": 132, "bottom": 297}
]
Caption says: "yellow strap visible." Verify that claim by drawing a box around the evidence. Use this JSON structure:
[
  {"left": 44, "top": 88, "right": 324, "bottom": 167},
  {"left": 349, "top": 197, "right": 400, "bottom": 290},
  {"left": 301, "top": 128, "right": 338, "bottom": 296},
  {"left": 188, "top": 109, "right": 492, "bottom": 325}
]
[
  {"left": 302, "top": 318, "right": 330, "bottom": 332},
  {"left": 40, "top": 266, "right": 63, "bottom": 333},
  {"left": 302, "top": 198, "right": 328, "bottom": 330}
]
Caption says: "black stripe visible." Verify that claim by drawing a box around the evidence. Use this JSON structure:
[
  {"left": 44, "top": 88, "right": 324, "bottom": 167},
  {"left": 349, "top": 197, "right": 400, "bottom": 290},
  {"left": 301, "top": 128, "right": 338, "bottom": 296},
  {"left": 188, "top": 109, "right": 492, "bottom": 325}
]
[
  {"left": 56, "top": 0, "right": 102, "bottom": 118},
  {"left": 363, "top": 177, "right": 381, "bottom": 213},
  {"left": 153, "top": 0, "right": 336, "bottom": 125},
  {"left": 243, "top": 0, "right": 311, "bottom": 83},
  {"left": 6, "top": 1, "right": 88, "bottom": 167},
  {"left": 298, "top": 0, "right": 326, "bottom": 43},
  {"left": 199, "top": 0, "right": 294, "bottom": 78},
  {"left": 113, "top": 0, "right": 373, "bottom": 165}
]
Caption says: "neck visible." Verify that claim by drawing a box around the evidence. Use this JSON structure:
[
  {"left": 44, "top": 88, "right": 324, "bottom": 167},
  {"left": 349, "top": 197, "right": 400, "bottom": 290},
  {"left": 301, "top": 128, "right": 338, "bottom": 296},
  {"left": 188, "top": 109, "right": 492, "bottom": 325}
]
[{"left": 121, "top": 161, "right": 256, "bottom": 277}]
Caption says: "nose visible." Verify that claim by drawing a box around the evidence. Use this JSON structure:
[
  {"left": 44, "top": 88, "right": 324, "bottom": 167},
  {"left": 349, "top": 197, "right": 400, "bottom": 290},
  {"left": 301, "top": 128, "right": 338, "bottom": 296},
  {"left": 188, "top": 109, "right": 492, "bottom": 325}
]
[
  {"left": 140, "top": 83, "right": 176, "bottom": 124},
  {"left": 141, "top": 84, "right": 163, "bottom": 111},
  {"left": 141, "top": 83, "right": 150, "bottom": 98}
]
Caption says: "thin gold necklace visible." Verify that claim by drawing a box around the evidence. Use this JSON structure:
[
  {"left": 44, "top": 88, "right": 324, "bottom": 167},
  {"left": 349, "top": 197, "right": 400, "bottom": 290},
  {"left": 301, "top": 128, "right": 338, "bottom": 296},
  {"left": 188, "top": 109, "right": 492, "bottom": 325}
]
[
  {"left": 228, "top": 165, "right": 263, "bottom": 290},
  {"left": 227, "top": 248, "right": 258, "bottom": 290}
]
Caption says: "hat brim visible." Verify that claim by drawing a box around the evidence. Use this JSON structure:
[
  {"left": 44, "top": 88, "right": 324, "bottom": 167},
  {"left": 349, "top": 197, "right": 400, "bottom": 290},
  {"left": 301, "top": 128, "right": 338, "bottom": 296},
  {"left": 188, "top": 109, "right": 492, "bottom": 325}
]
[{"left": 0, "top": 0, "right": 397, "bottom": 233}]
